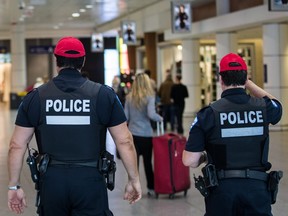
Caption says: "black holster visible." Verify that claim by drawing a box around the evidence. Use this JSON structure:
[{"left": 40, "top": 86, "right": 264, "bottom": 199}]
[
  {"left": 38, "top": 154, "right": 50, "bottom": 175},
  {"left": 26, "top": 148, "right": 48, "bottom": 215},
  {"left": 194, "top": 164, "right": 219, "bottom": 197},
  {"left": 268, "top": 170, "right": 283, "bottom": 204},
  {"left": 26, "top": 148, "right": 40, "bottom": 183},
  {"left": 98, "top": 151, "right": 116, "bottom": 191},
  {"left": 202, "top": 164, "right": 219, "bottom": 188}
]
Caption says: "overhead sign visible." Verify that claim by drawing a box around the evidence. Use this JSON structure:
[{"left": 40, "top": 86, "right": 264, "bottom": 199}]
[
  {"left": 121, "top": 21, "right": 137, "bottom": 45},
  {"left": 29, "top": 46, "right": 54, "bottom": 54},
  {"left": 91, "top": 33, "right": 104, "bottom": 52},
  {"left": 171, "top": 1, "right": 192, "bottom": 33},
  {"left": 268, "top": 0, "right": 288, "bottom": 11}
]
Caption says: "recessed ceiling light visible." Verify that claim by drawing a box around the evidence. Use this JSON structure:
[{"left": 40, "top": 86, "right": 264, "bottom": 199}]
[
  {"left": 72, "top": 13, "right": 80, "bottom": 17},
  {"left": 19, "top": 16, "right": 25, "bottom": 22},
  {"left": 85, "top": 5, "right": 93, "bottom": 9},
  {"left": 79, "top": 8, "right": 86, "bottom": 13},
  {"left": 27, "top": 5, "right": 35, "bottom": 10}
]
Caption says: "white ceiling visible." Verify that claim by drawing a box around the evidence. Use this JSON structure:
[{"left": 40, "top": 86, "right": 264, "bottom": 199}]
[
  {"left": 0, "top": 0, "right": 267, "bottom": 40},
  {"left": 0, "top": 0, "right": 216, "bottom": 31},
  {"left": 0, "top": 0, "right": 166, "bottom": 32}
]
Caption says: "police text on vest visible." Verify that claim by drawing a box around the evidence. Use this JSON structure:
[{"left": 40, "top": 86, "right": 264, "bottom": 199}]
[
  {"left": 46, "top": 99, "right": 90, "bottom": 112},
  {"left": 220, "top": 111, "right": 263, "bottom": 125}
]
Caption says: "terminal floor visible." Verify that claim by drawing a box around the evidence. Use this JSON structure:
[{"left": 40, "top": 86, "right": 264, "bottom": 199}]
[{"left": 1, "top": 102, "right": 287, "bottom": 216}]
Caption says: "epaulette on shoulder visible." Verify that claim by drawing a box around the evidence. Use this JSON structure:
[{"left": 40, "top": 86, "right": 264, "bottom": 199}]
[
  {"left": 25, "top": 88, "right": 38, "bottom": 96},
  {"left": 103, "top": 84, "right": 115, "bottom": 92},
  {"left": 209, "top": 100, "right": 217, "bottom": 105},
  {"left": 197, "top": 105, "right": 211, "bottom": 114}
]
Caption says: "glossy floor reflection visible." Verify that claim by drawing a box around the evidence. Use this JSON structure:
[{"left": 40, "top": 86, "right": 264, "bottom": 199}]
[{"left": 1, "top": 102, "right": 287, "bottom": 216}]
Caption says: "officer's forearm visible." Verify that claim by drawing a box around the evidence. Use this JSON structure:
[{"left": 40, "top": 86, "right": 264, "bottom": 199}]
[
  {"left": 245, "top": 80, "right": 276, "bottom": 100},
  {"left": 109, "top": 123, "right": 139, "bottom": 181},
  {"left": 8, "top": 126, "right": 34, "bottom": 187},
  {"left": 182, "top": 150, "right": 204, "bottom": 168},
  {"left": 8, "top": 143, "right": 26, "bottom": 186},
  {"left": 117, "top": 135, "right": 139, "bottom": 181}
]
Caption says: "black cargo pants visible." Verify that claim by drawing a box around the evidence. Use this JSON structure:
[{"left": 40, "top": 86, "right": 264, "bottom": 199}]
[{"left": 38, "top": 166, "right": 113, "bottom": 216}]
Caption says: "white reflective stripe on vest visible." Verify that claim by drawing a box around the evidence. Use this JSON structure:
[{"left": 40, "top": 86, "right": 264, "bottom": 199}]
[
  {"left": 46, "top": 116, "right": 90, "bottom": 125},
  {"left": 221, "top": 126, "right": 264, "bottom": 138}
]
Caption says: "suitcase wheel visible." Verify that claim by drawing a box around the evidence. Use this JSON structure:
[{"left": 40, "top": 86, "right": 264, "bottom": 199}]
[
  {"left": 184, "top": 190, "right": 188, "bottom": 196},
  {"left": 169, "top": 194, "right": 175, "bottom": 199}
]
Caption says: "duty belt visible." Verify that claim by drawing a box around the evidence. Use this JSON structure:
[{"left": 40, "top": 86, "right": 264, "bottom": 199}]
[
  {"left": 217, "top": 169, "right": 268, "bottom": 182},
  {"left": 49, "top": 159, "right": 98, "bottom": 168}
]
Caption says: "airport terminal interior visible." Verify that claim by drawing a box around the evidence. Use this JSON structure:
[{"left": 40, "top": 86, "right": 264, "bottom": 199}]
[
  {"left": 0, "top": 0, "right": 288, "bottom": 215},
  {"left": 1, "top": 104, "right": 288, "bottom": 216}
]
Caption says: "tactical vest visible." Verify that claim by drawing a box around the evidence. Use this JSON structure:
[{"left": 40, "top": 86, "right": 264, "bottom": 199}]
[
  {"left": 208, "top": 97, "right": 269, "bottom": 170},
  {"left": 36, "top": 80, "right": 106, "bottom": 162}
]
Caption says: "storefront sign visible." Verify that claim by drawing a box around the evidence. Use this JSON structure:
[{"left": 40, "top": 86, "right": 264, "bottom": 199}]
[{"left": 29, "top": 46, "right": 54, "bottom": 54}]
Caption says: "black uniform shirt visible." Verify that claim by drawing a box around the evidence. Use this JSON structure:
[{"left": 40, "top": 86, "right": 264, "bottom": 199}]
[
  {"left": 185, "top": 88, "right": 282, "bottom": 152},
  {"left": 15, "top": 68, "right": 126, "bottom": 128}
]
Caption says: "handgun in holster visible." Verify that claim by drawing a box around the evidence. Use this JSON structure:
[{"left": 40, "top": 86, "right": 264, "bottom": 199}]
[
  {"left": 98, "top": 150, "right": 116, "bottom": 191},
  {"left": 268, "top": 170, "right": 283, "bottom": 204},
  {"left": 26, "top": 147, "right": 41, "bottom": 210},
  {"left": 26, "top": 147, "right": 50, "bottom": 211},
  {"left": 194, "top": 174, "right": 210, "bottom": 197},
  {"left": 26, "top": 148, "right": 40, "bottom": 184},
  {"left": 194, "top": 164, "right": 219, "bottom": 198}
]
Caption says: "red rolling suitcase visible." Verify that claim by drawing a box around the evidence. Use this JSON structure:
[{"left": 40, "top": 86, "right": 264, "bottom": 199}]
[{"left": 153, "top": 123, "right": 191, "bottom": 199}]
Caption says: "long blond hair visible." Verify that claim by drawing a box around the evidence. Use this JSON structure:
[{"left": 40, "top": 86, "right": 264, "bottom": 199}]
[{"left": 127, "top": 72, "right": 154, "bottom": 110}]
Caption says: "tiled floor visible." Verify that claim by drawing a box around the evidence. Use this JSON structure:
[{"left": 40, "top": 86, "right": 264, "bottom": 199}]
[{"left": 1, "top": 102, "right": 287, "bottom": 216}]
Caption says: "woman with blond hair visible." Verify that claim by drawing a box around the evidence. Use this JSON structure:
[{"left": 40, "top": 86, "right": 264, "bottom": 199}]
[{"left": 124, "top": 72, "right": 163, "bottom": 197}]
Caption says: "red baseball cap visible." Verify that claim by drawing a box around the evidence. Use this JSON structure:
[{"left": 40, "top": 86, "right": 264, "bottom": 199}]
[
  {"left": 54, "top": 37, "right": 85, "bottom": 58},
  {"left": 219, "top": 53, "right": 247, "bottom": 73}
]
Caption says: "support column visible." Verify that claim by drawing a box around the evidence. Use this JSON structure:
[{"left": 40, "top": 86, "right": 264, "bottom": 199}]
[
  {"left": 10, "top": 24, "right": 26, "bottom": 92},
  {"left": 263, "top": 24, "right": 288, "bottom": 130},
  {"left": 127, "top": 46, "right": 136, "bottom": 74},
  {"left": 144, "top": 32, "right": 157, "bottom": 81},
  {"left": 52, "top": 38, "right": 60, "bottom": 77},
  {"left": 215, "top": 32, "right": 237, "bottom": 99},
  {"left": 216, "top": 0, "right": 230, "bottom": 15},
  {"left": 182, "top": 39, "right": 201, "bottom": 116}
]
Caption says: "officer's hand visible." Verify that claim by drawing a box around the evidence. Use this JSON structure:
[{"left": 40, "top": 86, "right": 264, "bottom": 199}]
[
  {"left": 8, "top": 188, "right": 27, "bottom": 214},
  {"left": 123, "top": 179, "right": 142, "bottom": 204}
]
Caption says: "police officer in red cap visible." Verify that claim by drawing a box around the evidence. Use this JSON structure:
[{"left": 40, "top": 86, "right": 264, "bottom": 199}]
[
  {"left": 183, "top": 53, "right": 282, "bottom": 215},
  {"left": 7, "top": 36, "right": 142, "bottom": 215}
]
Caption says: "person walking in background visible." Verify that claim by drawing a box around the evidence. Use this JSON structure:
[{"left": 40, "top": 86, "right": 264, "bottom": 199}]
[
  {"left": 182, "top": 53, "right": 282, "bottom": 216},
  {"left": 112, "top": 75, "right": 126, "bottom": 107},
  {"left": 158, "top": 70, "right": 174, "bottom": 131},
  {"left": 170, "top": 74, "right": 189, "bottom": 134},
  {"left": 144, "top": 69, "right": 158, "bottom": 130},
  {"left": 125, "top": 72, "right": 163, "bottom": 197},
  {"left": 111, "top": 75, "right": 127, "bottom": 159},
  {"left": 144, "top": 69, "right": 157, "bottom": 93},
  {"left": 7, "top": 36, "right": 141, "bottom": 216}
]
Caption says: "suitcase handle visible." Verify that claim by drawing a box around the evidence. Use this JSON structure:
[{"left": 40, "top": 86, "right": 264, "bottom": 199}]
[{"left": 156, "top": 121, "right": 164, "bottom": 136}]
